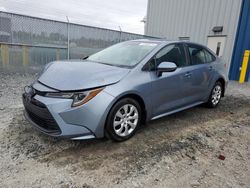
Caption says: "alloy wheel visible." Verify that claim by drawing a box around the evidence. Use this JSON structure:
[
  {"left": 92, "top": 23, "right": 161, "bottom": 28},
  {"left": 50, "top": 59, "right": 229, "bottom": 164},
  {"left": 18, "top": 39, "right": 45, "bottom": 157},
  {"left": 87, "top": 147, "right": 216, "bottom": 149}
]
[
  {"left": 211, "top": 85, "right": 222, "bottom": 105},
  {"left": 113, "top": 104, "right": 139, "bottom": 137}
]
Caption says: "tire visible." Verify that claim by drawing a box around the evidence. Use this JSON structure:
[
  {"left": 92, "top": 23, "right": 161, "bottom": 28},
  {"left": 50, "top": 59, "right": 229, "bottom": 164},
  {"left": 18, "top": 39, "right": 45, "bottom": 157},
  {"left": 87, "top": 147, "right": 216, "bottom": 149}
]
[
  {"left": 105, "top": 98, "right": 142, "bottom": 142},
  {"left": 206, "top": 81, "right": 223, "bottom": 108}
]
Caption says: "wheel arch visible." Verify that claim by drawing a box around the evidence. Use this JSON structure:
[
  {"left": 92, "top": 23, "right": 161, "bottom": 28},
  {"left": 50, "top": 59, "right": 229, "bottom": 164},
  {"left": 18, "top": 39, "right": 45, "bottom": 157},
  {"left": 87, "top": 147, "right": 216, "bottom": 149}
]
[
  {"left": 216, "top": 77, "right": 226, "bottom": 97},
  {"left": 104, "top": 92, "right": 147, "bottom": 132},
  {"left": 117, "top": 93, "right": 147, "bottom": 124}
]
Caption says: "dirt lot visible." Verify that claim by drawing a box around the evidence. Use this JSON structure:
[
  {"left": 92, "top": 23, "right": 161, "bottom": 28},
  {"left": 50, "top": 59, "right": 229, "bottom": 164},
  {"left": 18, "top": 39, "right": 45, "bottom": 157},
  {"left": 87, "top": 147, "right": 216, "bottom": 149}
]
[{"left": 0, "top": 72, "right": 249, "bottom": 188}]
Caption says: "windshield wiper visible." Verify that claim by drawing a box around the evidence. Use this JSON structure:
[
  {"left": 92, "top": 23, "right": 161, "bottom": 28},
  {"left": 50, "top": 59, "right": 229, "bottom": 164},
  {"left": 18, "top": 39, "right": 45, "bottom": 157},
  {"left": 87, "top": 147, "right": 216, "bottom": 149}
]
[
  {"left": 100, "top": 62, "right": 130, "bottom": 68},
  {"left": 81, "top": 55, "right": 89, "bottom": 60},
  {"left": 113, "top": 64, "right": 130, "bottom": 68},
  {"left": 86, "top": 59, "right": 130, "bottom": 68}
]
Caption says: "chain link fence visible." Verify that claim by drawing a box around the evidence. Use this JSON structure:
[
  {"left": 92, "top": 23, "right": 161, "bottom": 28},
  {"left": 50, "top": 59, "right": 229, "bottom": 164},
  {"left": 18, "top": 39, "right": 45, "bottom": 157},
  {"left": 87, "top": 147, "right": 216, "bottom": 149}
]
[{"left": 0, "top": 11, "right": 156, "bottom": 72}]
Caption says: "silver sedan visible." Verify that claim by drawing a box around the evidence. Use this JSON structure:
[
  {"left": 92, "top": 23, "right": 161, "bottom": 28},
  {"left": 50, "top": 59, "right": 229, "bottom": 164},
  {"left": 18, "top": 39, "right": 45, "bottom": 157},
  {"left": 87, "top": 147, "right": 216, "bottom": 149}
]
[{"left": 23, "top": 39, "right": 228, "bottom": 141}]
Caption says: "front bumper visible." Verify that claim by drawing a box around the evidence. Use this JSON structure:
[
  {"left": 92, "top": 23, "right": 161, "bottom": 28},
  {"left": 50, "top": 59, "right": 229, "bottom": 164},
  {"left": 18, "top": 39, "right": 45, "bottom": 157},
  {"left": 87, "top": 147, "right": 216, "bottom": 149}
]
[{"left": 22, "top": 86, "right": 114, "bottom": 139}]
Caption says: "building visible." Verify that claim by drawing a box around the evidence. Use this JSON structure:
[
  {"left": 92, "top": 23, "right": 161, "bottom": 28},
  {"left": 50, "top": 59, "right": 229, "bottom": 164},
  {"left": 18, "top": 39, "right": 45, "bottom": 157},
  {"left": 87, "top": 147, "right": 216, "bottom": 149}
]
[{"left": 145, "top": 0, "right": 250, "bottom": 82}]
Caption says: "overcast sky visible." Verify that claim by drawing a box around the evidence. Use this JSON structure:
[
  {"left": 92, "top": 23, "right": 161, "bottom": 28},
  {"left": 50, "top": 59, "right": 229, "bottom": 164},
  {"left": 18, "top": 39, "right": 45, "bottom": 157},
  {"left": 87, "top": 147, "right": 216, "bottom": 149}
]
[{"left": 0, "top": 0, "right": 147, "bottom": 34}]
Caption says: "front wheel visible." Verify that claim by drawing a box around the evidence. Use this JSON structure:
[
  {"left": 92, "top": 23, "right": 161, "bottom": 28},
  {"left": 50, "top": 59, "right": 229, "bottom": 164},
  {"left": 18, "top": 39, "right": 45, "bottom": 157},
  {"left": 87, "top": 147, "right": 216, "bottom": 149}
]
[
  {"left": 105, "top": 98, "right": 142, "bottom": 142},
  {"left": 206, "top": 82, "right": 223, "bottom": 108}
]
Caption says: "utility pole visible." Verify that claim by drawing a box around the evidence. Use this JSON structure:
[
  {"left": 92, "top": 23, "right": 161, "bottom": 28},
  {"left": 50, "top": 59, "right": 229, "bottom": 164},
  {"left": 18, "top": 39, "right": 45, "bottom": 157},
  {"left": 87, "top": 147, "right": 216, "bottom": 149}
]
[
  {"left": 141, "top": 16, "right": 147, "bottom": 35},
  {"left": 118, "top": 26, "right": 122, "bottom": 42},
  {"left": 66, "top": 16, "right": 70, "bottom": 60}
]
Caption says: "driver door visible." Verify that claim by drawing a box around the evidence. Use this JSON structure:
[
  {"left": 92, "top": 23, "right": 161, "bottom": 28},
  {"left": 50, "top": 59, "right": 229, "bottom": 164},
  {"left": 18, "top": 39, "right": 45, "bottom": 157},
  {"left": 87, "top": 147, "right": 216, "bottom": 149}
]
[{"left": 150, "top": 43, "right": 189, "bottom": 118}]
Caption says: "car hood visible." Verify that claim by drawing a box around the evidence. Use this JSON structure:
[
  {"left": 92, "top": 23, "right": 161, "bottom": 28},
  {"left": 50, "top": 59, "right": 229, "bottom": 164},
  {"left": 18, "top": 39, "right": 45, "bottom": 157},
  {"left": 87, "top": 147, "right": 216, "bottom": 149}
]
[{"left": 38, "top": 60, "right": 130, "bottom": 91}]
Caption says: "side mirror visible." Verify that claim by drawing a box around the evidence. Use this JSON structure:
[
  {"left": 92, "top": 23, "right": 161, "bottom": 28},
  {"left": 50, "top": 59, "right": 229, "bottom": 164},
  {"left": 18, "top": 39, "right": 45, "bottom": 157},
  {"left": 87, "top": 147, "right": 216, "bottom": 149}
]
[{"left": 157, "top": 62, "right": 177, "bottom": 76}]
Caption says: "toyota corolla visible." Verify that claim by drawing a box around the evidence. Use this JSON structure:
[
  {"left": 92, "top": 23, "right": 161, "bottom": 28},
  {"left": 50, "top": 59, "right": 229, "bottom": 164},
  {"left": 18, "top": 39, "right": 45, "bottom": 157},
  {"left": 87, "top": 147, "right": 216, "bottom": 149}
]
[{"left": 23, "top": 39, "right": 228, "bottom": 141}]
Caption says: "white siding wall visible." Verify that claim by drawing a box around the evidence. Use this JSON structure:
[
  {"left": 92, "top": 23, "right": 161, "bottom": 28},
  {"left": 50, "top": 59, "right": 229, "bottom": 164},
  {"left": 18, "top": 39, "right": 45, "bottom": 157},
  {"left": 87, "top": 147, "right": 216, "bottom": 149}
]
[{"left": 145, "top": 0, "right": 243, "bottom": 71}]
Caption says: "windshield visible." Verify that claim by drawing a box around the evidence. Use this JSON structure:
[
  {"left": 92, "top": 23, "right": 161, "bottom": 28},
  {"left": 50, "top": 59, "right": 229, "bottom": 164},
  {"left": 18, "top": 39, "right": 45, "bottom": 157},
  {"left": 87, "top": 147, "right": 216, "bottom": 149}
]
[{"left": 87, "top": 41, "right": 158, "bottom": 67}]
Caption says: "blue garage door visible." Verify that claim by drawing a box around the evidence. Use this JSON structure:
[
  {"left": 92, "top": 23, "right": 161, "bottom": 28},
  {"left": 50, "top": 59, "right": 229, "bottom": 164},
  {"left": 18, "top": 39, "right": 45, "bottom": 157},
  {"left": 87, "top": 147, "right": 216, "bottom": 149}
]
[{"left": 229, "top": 0, "right": 250, "bottom": 81}]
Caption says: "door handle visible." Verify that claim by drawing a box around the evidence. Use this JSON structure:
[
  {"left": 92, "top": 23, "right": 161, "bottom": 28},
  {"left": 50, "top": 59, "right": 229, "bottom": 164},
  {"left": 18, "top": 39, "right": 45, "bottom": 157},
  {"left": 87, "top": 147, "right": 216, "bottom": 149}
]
[
  {"left": 209, "top": 66, "right": 213, "bottom": 71},
  {"left": 184, "top": 72, "right": 192, "bottom": 78}
]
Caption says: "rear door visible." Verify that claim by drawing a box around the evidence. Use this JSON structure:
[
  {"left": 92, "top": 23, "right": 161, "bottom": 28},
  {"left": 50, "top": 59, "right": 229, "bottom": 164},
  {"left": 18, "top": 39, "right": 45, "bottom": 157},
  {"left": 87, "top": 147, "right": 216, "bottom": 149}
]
[{"left": 182, "top": 44, "right": 215, "bottom": 104}]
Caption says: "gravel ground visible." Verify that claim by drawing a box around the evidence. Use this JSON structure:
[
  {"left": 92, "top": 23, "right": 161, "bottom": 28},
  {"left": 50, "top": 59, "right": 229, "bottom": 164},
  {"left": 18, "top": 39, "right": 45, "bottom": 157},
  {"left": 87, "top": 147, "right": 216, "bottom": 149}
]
[{"left": 0, "top": 72, "right": 249, "bottom": 188}]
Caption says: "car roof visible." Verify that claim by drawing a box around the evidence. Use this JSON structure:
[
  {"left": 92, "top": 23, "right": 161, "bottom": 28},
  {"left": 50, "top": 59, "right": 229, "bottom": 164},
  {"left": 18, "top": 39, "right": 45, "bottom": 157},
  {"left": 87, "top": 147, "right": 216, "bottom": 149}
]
[
  {"left": 131, "top": 39, "right": 217, "bottom": 57},
  {"left": 131, "top": 39, "right": 207, "bottom": 47},
  {"left": 132, "top": 38, "right": 177, "bottom": 44}
]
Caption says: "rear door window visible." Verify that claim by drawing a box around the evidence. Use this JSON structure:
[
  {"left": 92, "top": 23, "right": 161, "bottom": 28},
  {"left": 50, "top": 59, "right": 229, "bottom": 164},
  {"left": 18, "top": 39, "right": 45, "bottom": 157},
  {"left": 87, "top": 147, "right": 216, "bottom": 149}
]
[
  {"left": 204, "top": 49, "right": 216, "bottom": 63},
  {"left": 187, "top": 44, "right": 206, "bottom": 65}
]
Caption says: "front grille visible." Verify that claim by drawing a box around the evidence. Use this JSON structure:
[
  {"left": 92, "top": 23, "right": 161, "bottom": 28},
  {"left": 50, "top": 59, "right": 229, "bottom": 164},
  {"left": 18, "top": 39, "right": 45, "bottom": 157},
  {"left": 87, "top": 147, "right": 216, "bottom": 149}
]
[{"left": 23, "top": 93, "right": 61, "bottom": 134}]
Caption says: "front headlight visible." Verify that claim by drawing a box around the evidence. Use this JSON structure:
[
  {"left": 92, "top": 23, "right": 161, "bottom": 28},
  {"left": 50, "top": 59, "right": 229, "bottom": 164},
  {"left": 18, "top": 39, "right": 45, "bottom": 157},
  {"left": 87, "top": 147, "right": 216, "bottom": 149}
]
[{"left": 45, "top": 88, "right": 104, "bottom": 107}]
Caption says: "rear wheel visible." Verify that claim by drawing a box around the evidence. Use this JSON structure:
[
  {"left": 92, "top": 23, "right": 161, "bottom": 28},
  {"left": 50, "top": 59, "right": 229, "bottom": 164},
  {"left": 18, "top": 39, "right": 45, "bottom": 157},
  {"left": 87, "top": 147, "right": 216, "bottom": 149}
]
[
  {"left": 206, "top": 82, "right": 223, "bottom": 108},
  {"left": 105, "top": 98, "right": 142, "bottom": 142}
]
